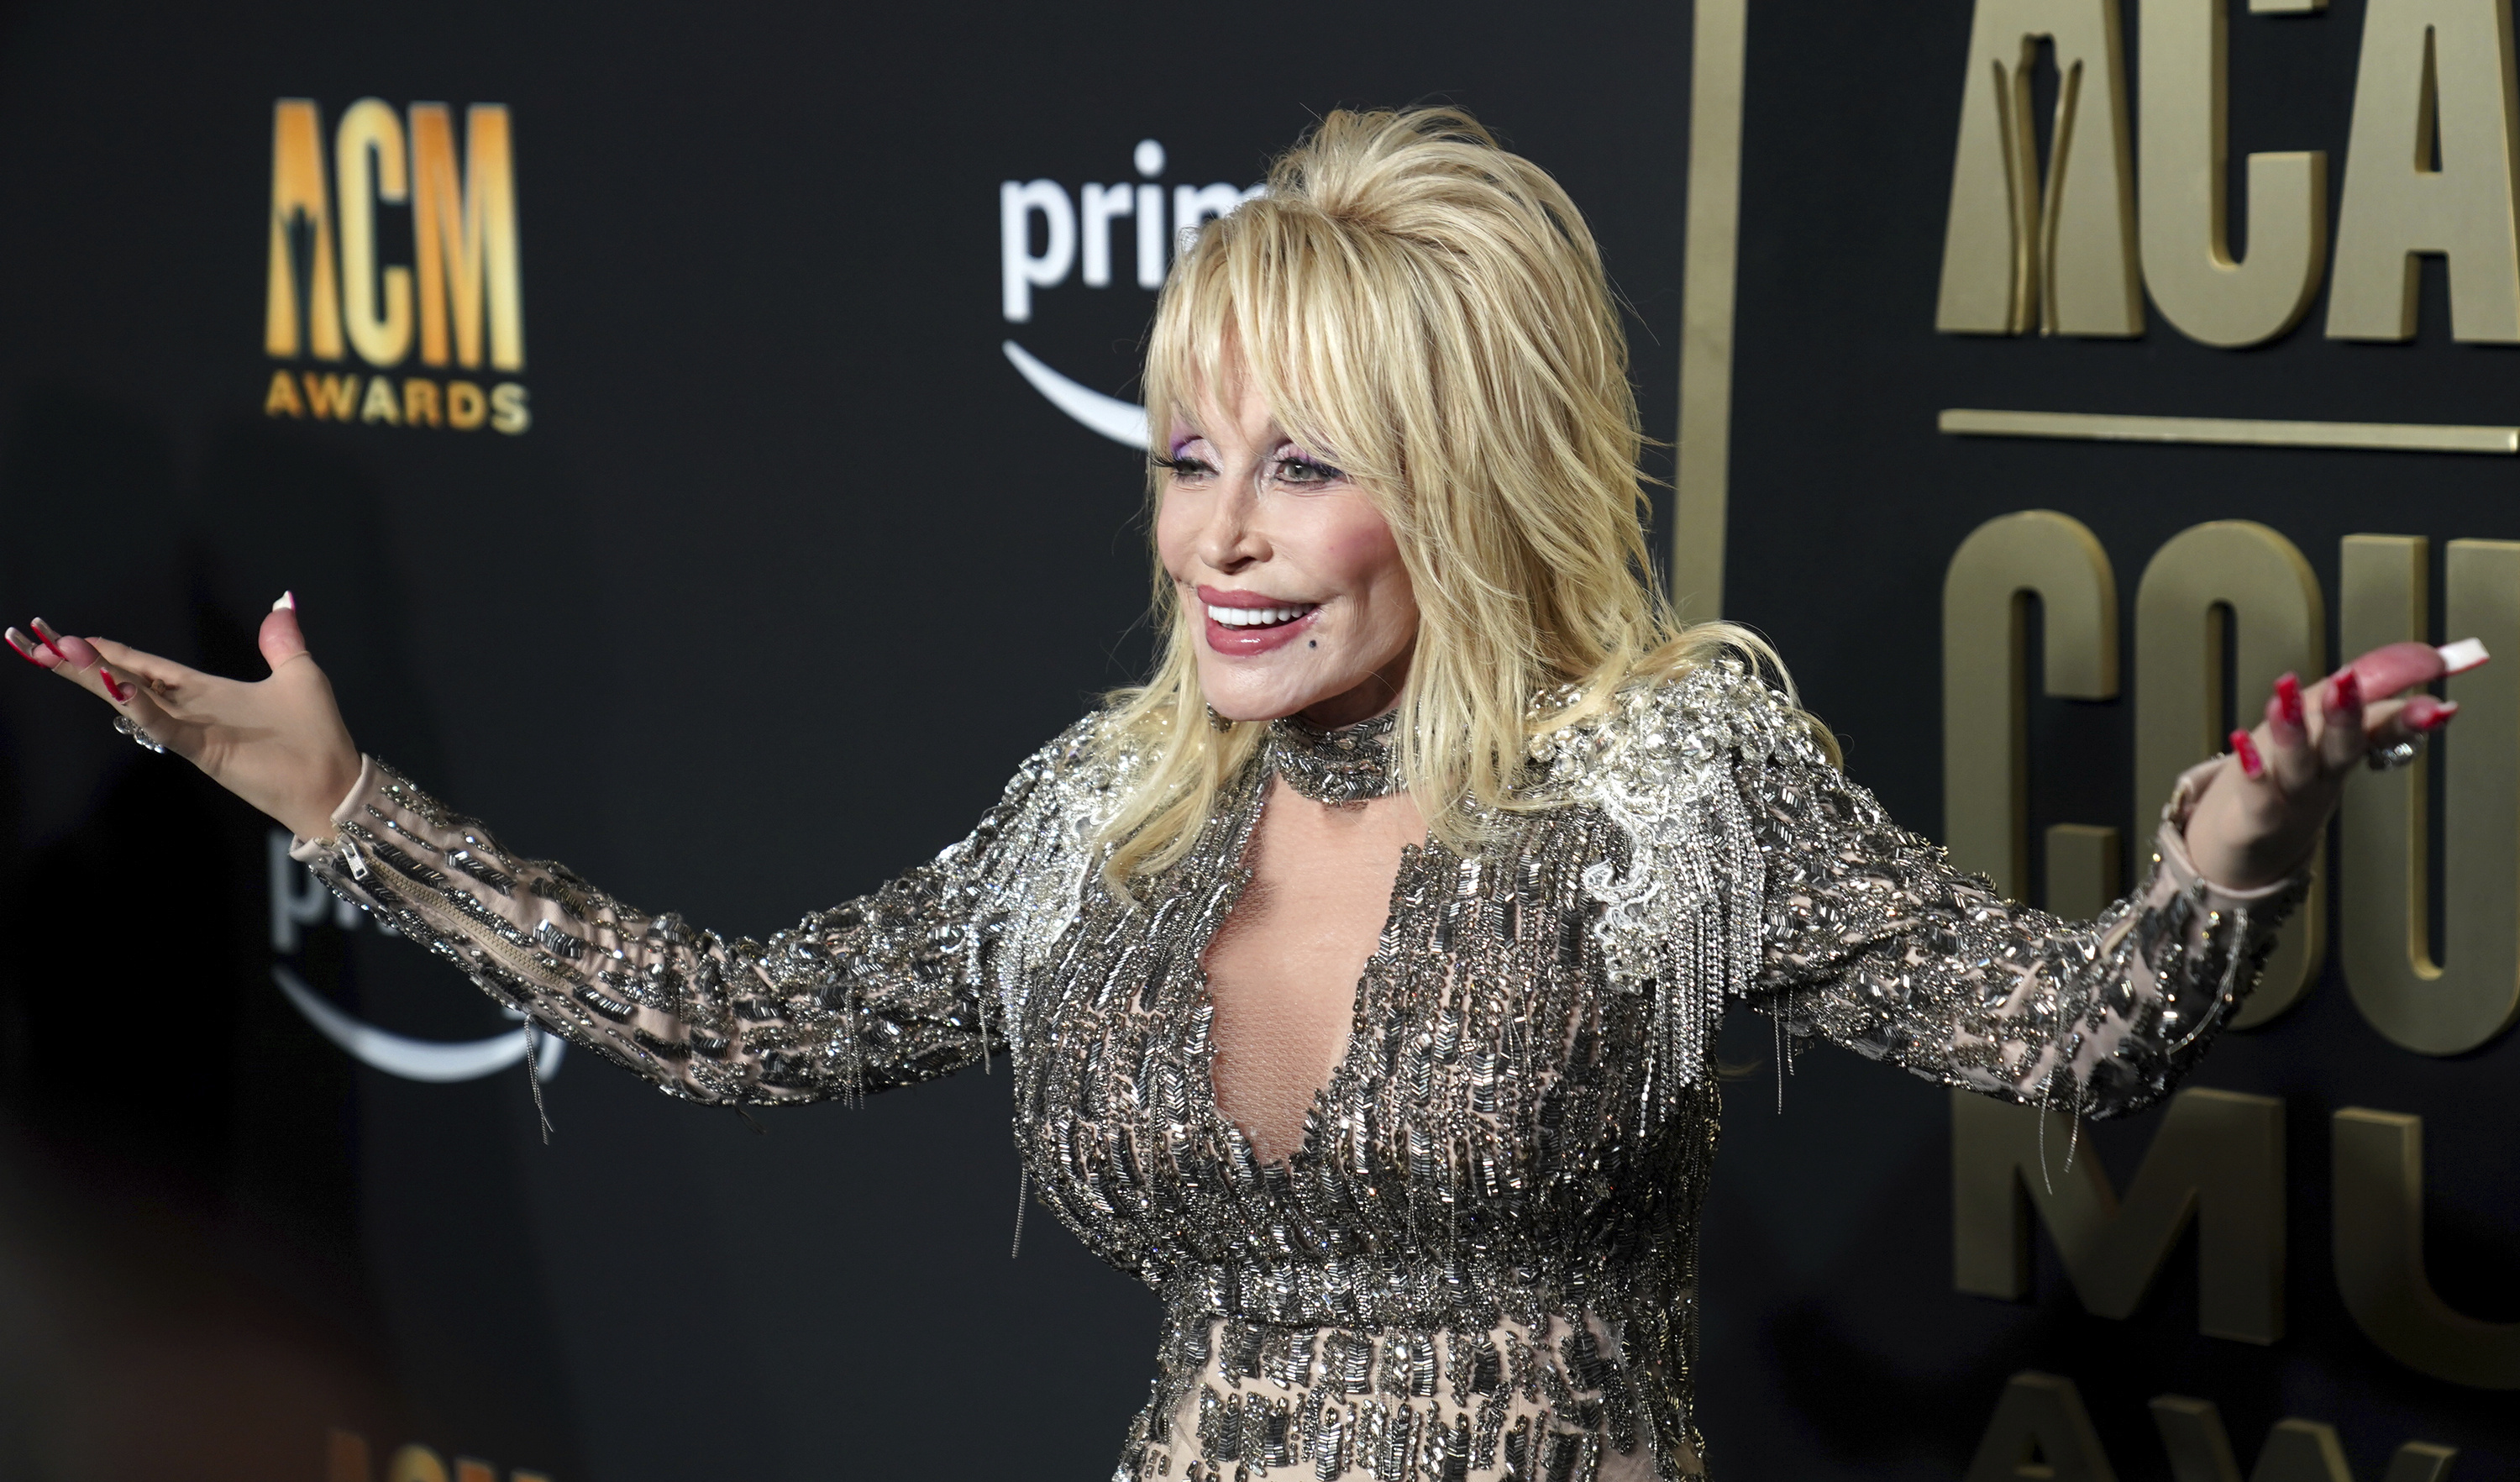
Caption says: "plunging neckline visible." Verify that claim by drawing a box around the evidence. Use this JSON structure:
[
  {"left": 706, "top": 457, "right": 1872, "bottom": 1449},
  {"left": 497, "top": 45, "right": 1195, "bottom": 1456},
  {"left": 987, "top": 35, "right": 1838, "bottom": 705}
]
[{"left": 1190, "top": 770, "right": 1431, "bottom": 1173}]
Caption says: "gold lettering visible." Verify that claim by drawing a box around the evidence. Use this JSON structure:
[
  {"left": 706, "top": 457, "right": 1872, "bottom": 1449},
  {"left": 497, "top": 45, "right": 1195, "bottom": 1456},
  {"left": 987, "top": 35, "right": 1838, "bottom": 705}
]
[
  {"left": 2150, "top": 1397, "right": 2455, "bottom": 1482},
  {"left": 386, "top": 1445, "right": 448, "bottom": 1482},
  {"left": 265, "top": 99, "right": 343, "bottom": 361},
  {"left": 1943, "top": 511, "right": 2118, "bottom": 901},
  {"left": 2138, "top": 0, "right": 2328, "bottom": 346},
  {"left": 2337, "top": 536, "right": 2520, "bottom": 1054},
  {"left": 490, "top": 381, "right": 530, "bottom": 434},
  {"left": 410, "top": 103, "right": 525, "bottom": 370},
  {"left": 446, "top": 379, "right": 486, "bottom": 429},
  {"left": 1935, "top": 0, "right": 2143, "bottom": 335},
  {"left": 358, "top": 374, "right": 402, "bottom": 424},
  {"left": 2133, "top": 522, "right": 2325, "bottom": 1025},
  {"left": 2326, "top": 0, "right": 2520, "bottom": 340},
  {"left": 302, "top": 371, "right": 360, "bottom": 421},
  {"left": 402, "top": 377, "right": 441, "bottom": 427},
  {"left": 336, "top": 99, "right": 413, "bottom": 367},
  {"left": 2332, "top": 1107, "right": 2520, "bottom": 1388},
  {"left": 1963, "top": 1372, "right": 2118, "bottom": 1482},
  {"left": 1952, "top": 1086, "right": 2286, "bottom": 1342},
  {"left": 264, "top": 368, "right": 306, "bottom": 418}
]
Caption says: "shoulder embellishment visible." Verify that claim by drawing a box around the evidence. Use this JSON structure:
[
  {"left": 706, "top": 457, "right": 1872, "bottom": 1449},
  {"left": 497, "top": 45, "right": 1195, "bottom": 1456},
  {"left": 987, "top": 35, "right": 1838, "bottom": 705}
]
[
  {"left": 938, "top": 708, "right": 1137, "bottom": 1064},
  {"left": 1535, "top": 659, "right": 1817, "bottom": 1121}
]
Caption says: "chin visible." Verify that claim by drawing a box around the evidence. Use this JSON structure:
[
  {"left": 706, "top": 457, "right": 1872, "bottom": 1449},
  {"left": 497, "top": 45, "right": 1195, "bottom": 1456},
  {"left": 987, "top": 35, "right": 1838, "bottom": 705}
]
[
  {"left": 1203, "top": 694, "right": 1301, "bottom": 725},
  {"left": 1196, "top": 669, "right": 1321, "bottom": 725}
]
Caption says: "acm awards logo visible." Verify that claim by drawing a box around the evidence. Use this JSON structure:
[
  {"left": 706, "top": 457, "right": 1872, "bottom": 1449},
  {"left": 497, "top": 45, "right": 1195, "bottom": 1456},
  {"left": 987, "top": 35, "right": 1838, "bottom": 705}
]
[
  {"left": 997, "top": 138, "right": 1260, "bottom": 445},
  {"left": 260, "top": 98, "right": 531, "bottom": 436}
]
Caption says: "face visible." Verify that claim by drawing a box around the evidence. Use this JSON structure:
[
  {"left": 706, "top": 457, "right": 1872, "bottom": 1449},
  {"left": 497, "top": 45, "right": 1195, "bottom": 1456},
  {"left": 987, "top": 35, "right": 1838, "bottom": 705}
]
[{"left": 1154, "top": 365, "right": 1420, "bottom": 728}]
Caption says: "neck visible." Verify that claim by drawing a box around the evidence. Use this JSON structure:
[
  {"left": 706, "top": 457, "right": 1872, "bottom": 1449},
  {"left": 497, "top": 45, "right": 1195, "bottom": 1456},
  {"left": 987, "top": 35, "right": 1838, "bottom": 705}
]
[
  {"left": 1295, "top": 658, "right": 1410, "bottom": 729},
  {"left": 1268, "top": 707, "right": 1404, "bottom": 804}
]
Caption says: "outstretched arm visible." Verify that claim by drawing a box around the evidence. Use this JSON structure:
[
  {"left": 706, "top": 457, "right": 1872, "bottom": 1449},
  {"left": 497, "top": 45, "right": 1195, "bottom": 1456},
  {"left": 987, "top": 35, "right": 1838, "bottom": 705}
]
[
  {"left": 293, "top": 748, "right": 1080, "bottom": 1103},
  {"left": 1746, "top": 640, "right": 2474, "bottom": 1117},
  {"left": 10, "top": 601, "right": 1108, "bottom": 1105}
]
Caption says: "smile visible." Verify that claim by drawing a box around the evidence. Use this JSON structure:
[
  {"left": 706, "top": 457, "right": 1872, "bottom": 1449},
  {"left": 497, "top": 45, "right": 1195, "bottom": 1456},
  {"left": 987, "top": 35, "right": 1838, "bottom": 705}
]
[
  {"left": 1196, "top": 586, "right": 1326, "bottom": 657},
  {"left": 1205, "top": 602, "right": 1318, "bottom": 628}
]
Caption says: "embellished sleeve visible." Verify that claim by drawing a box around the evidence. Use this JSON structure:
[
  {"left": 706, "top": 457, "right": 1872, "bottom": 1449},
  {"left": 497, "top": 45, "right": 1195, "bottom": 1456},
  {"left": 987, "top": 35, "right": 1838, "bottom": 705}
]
[
  {"left": 288, "top": 716, "right": 1120, "bottom": 1106},
  {"left": 1740, "top": 712, "right": 2307, "bottom": 1120}
]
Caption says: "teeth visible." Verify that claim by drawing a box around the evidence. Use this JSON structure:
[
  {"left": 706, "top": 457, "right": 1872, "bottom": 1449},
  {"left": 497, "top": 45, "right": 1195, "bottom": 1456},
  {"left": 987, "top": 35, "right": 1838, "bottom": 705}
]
[{"left": 1206, "top": 603, "right": 1312, "bottom": 628}]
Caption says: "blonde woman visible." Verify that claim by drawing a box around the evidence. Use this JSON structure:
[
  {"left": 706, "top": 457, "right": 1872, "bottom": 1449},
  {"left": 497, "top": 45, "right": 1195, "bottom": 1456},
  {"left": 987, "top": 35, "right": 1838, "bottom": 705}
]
[{"left": 11, "top": 109, "right": 2472, "bottom": 1481}]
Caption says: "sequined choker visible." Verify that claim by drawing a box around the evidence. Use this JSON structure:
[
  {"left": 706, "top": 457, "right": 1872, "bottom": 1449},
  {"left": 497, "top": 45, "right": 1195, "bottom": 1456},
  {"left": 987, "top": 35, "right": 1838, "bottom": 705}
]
[{"left": 1267, "top": 708, "right": 1404, "bottom": 804}]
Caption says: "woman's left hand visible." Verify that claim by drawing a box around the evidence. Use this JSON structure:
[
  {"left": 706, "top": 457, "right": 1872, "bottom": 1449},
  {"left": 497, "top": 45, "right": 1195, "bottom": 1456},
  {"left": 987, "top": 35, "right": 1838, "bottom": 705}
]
[{"left": 2181, "top": 639, "right": 2482, "bottom": 891}]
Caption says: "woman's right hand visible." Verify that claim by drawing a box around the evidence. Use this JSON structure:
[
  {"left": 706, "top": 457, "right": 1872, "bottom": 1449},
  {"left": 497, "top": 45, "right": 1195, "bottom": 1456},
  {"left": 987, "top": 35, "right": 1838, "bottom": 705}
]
[{"left": 8, "top": 596, "right": 364, "bottom": 841}]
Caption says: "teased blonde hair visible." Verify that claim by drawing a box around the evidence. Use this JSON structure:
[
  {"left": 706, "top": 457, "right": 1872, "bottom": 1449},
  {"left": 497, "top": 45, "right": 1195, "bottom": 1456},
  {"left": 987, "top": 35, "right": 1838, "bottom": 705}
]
[{"left": 1100, "top": 107, "right": 1815, "bottom": 888}]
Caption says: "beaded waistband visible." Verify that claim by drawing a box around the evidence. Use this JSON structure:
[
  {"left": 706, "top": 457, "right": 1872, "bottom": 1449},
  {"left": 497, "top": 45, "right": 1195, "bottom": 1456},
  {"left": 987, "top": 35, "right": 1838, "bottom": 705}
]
[{"left": 1161, "top": 1253, "right": 1648, "bottom": 1332}]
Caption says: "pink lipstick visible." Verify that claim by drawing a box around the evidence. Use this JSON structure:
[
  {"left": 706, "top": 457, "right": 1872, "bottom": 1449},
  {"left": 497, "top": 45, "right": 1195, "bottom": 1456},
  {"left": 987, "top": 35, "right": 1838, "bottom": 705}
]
[{"left": 1197, "top": 585, "right": 1322, "bottom": 657}]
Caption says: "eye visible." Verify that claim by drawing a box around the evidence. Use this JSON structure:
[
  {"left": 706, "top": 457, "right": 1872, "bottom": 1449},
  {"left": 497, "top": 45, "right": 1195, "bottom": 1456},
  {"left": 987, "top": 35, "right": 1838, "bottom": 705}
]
[
  {"left": 1154, "top": 452, "right": 1215, "bottom": 480},
  {"left": 1272, "top": 454, "right": 1346, "bottom": 486}
]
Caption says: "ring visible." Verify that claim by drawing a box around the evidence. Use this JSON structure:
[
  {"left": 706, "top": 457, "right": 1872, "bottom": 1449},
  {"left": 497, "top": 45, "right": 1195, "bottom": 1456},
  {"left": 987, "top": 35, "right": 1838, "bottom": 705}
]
[
  {"left": 2367, "top": 737, "right": 2423, "bottom": 772},
  {"left": 113, "top": 712, "right": 166, "bottom": 754}
]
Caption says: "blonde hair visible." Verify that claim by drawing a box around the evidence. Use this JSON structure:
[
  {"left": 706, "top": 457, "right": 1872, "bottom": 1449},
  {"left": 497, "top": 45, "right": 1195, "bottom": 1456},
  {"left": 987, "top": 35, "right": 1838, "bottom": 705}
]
[{"left": 1099, "top": 107, "right": 1814, "bottom": 888}]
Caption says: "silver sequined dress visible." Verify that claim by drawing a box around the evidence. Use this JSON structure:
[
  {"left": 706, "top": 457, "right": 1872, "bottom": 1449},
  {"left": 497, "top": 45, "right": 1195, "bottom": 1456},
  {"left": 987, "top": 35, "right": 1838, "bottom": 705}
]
[{"left": 295, "top": 660, "right": 2301, "bottom": 1482}]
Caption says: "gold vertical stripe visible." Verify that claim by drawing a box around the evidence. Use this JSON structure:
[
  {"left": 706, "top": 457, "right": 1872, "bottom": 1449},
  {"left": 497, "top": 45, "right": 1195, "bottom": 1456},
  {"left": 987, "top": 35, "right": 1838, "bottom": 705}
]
[{"left": 1673, "top": 0, "right": 1748, "bottom": 621}]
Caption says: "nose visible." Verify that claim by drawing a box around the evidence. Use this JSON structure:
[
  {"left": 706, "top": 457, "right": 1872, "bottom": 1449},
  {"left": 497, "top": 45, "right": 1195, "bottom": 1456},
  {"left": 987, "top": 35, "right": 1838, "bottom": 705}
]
[{"left": 1195, "top": 479, "right": 1268, "bottom": 574}]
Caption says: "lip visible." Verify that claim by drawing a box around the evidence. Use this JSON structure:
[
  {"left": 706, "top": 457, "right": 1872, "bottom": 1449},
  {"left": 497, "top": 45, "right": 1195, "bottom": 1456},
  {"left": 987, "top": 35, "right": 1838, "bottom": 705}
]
[{"left": 1194, "top": 585, "right": 1323, "bottom": 657}]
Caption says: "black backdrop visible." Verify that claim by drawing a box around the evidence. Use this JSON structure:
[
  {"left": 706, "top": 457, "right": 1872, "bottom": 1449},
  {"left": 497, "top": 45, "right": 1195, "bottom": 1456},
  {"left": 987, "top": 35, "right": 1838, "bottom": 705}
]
[{"left": 0, "top": 1, "right": 2509, "bottom": 1479}]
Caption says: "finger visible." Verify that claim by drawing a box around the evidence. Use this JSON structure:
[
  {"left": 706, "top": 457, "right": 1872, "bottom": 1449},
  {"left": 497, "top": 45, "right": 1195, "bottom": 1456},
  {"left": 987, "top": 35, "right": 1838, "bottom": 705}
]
[
  {"left": 95, "top": 656, "right": 186, "bottom": 754},
  {"left": 5, "top": 627, "right": 59, "bottom": 670},
  {"left": 2364, "top": 694, "right": 2458, "bottom": 751},
  {"left": 87, "top": 639, "right": 217, "bottom": 719},
  {"left": 2263, "top": 673, "right": 2320, "bottom": 794},
  {"left": 2229, "top": 727, "right": 2271, "bottom": 789},
  {"left": 2318, "top": 663, "right": 2367, "bottom": 772},
  {"left": 2404, "top": 694, "right": 2459, "bottom": 733},
  {"left": 2333, "top": 639, "right": 2489, "bottom": 706},
  {"left": 30, "top": 618, "right": 100, "bottom": 670},
  {"left": 87, "top": 639, "right": 197, "bottom": 691},
  {"left": 259, "top": 591, "right": 308, "bottom": 674},
  {"left": 29, "top": 618, "right": 118, "bottom": 702}
]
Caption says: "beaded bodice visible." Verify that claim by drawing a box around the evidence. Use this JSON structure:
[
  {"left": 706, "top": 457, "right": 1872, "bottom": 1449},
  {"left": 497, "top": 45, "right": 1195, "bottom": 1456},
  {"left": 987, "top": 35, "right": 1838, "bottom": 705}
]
[{"left": 299, "top": 661, "right": 2302, "bottom": 1482}]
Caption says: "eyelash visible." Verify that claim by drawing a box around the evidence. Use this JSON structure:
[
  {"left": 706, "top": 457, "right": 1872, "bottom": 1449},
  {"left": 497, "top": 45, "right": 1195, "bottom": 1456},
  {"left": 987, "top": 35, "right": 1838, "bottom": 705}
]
[
  {"left": 1275, "top": 455, "right": 1346, "bottom": 484},
  {"left": 1151, "top": 453, "right": 1347, "bottom": 483}
]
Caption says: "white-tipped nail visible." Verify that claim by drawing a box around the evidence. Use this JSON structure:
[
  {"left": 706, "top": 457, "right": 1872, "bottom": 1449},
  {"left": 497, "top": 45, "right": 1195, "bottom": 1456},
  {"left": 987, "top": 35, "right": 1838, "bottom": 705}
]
[
  {"left": 273, "top": 591, "right": 296, "bottom": 612},
  {"left": 2439, "top": 638, "right": 2489, "bottom": 675}
]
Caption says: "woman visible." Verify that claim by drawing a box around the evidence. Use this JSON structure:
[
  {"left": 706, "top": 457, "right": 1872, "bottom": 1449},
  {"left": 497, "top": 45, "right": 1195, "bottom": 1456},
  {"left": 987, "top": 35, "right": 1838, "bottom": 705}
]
[{"left": 9, "top": 109, "right": 2470, "bottom": 1482}]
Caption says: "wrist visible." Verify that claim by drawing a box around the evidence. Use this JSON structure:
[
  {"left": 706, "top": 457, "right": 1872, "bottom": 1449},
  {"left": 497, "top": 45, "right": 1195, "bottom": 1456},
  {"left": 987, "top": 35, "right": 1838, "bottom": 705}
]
[
  {"left": 2166, "top": 756, "right": 2318, "bottom": 892},
  {"left": 284, "top": 749, "right": 365, "bottom": 841}
]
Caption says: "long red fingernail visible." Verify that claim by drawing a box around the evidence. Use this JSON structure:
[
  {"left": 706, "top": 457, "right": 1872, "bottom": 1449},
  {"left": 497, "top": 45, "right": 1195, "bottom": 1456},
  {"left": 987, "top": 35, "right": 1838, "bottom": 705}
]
[
  {"left": 29, "top": 620, "right": 66, "bottom": 664},
  {"left": 98, "top": 667, "right": 129, "bottom": 703},
  {"left": 2417, "top": 700, "right": 2460, "bottom": 732},
  {"left": 4, "top": 628, "right": 55, "bottom": 669},
  {"left": 2331, "top": 668, "right": 2363, "bottom": 712},
  {"left": 2231, "top": 729, "right": 2265, "bottom": 779},
  {"left": 2276, "top": 673, "right": 2304, "bottom": 730}
]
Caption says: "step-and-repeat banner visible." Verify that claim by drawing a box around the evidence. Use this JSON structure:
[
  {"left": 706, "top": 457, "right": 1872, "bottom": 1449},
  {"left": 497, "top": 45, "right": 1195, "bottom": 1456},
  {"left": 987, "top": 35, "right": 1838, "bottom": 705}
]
[{"left": 0, "top": 2, "right": 2507, "bottom": 1479}]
